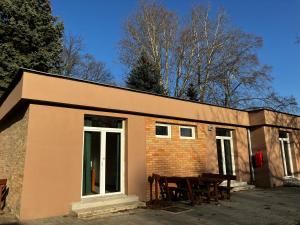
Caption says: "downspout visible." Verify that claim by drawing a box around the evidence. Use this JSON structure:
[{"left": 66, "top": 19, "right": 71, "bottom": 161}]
[{"left": 247, "top": 129, "right": 255, "bottom": 184}]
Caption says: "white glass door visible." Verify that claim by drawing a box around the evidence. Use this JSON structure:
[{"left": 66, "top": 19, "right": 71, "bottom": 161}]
[
  {"left": 279, "top": 132, "right": 294, "bottom": 177},
  {"left": 82, "top": 127, "right": 124, "bottom": 197},
  {"left": 216, "top": 129, "right": 235, "bottom": 175}
]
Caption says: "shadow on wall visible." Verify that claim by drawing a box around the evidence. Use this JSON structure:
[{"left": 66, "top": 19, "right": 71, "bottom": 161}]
[
  {"left": 266, "top": 112, "right": 300, "bottom": 186},
  {"left": 199, "top": 107, "right": 252, "bottom": 183}
]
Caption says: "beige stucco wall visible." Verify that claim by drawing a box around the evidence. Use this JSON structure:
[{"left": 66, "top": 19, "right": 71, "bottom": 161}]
[
  {"left": 19, "top": 104, "right": 146, "bottom": 220},
  {"left": 0, "top": 107, "right": 28, "bottom": 216},
  {"left": 264, "top": 110, "right": 300, "bottom": 129},
  {"left": 250, "top": 127, "right": 271, "bottom": 187},
  {"left": 0, "top": 77, "right": 24, "bottom": 120},
  {"left": 264, "top": 127, "right": 285, "bottom": 187},
  {"left": 265, "top": 127, "right": 300, "bottom": 187},
  {"left": 249, "top": 111, "right": 266, "bottom": 126},
  {"left": 250, "top": 126, "right": 300, "bottom": 187},
  {"left": 19, "top": 72, "right": 250, "bottom": 126}
]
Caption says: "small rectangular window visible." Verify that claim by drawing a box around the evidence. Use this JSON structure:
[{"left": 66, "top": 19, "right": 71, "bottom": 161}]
[
  {"left": 179, "top": 126, "right": 195, "bottom": 139},
  {"left": 155, "top": 123, "right": 171, "bottom": 138}
]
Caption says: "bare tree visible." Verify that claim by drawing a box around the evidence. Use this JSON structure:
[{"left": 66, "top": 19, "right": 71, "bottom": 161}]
[
  {"left": 61, "top": 33, "right": 83, "bottom": 76},
  {"left": 211, "top": 29, "right": 272, "bottom": 108},
  {"left": 119, "top": 1, "right": 177, "bottom": 94},
  {"left": 173, "top": 6, "right": 228, "bottom": 100},
  {"left": 119, "top": 2, "right": 298, "bottom": 113},
  {"left": 173, "top": 26, "right": 197, "bottom": 97},
  {"left": 76, "top": 54, "right": 114, "bottom": 84},
  {"left": 61, "top": 33, "right": 114, "bottom": 84}
]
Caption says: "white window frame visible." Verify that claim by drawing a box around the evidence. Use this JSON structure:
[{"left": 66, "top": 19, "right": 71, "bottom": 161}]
[
  {"left": 216, "top": 130, "right": 236, "bottom": 175},
  {"left": 155, "top": 123, "right": 171, "bottom": 138},
  {"left": 279, "top": 132, "right": 294, "bottom": 177},
  {"left": 81, "top": 120, "right": 125, "bottom": 199},
  {"left": 179, "top": 126, "right": 196, "bottom": 139}
]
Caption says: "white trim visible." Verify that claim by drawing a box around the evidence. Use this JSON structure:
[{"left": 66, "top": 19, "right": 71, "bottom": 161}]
[
  {"left": 179, "top": 126, "right": 196, "bottom": 139},
  {"left": 247, "top": 129, "right": 255, "bottom": 182},
  {"left": 81, "top": 122, "right": 125, "bottom": 199},
  {"left": 155, "top": 123, "right": 171, "bottom": 138},
  {"left": 216, "top": 130, "right": 236, "bottom": 175},
  {"left": 229, "top": 131, "right": 236, "bottom": 175},
  {"left": 279, "top": 133, "right": 294, "bottom": 177}
]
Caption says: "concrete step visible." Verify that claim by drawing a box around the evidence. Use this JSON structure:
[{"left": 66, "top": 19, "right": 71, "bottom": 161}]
[
  {"left": 220, "top": 180, "right": 256, "bottom": 192},
  {"left": 232, "top": 185, "right": 256, "bottom": 192},
  {"left": 71, "top": 195, "right": 145, "bottom": 219},
  {"left": 283, "top": 177, "right": 300, "bottom": 187}
]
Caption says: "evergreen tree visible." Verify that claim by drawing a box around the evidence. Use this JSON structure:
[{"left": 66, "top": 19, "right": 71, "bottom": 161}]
[
  {"left": 186, "top": 83, "right": 198, "bottom": 101},
  {"left": 126, "top": 52, "right": 164, "bottom": 94},
  {"left": 0, "top": 0, "right": 64, "bottom": 95}
]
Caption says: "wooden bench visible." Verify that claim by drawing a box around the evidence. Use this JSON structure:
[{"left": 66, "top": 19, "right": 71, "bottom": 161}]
[
  {"left": 148, "top": 174, "right": 190, "bottom": 203},
  {"left": 0, "top": 179, "right": 9, "bottom": 210},
  {"left": 148, "top": 173, "right": 168, "bottom": 202},
  {"left": 201, "top": 173, "right": 237, "bottom": 200}
]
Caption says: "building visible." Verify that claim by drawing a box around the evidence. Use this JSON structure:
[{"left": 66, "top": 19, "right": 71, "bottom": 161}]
[{"left": 0, "top": 69, "right": 299, "bottom": 220}]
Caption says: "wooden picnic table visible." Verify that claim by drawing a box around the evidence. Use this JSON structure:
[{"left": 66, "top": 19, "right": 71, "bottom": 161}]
[
  {"left": 149, "top": 175, "right": 225, "bottom": 205},
  {"left": 148, "top": 174, "right": 234, "bottom": 206},
  {"left": 197, "top": 177, "right": 225, "bottom": 203}
]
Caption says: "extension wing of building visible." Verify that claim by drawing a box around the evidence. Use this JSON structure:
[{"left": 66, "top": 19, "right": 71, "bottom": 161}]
[{"left": 0, "top": 69, "right": 300, "bottom": 220}]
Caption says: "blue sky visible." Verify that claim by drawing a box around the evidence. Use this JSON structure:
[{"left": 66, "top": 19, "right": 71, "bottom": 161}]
[{"left": 51, "top": 0, "right": 300, "bottom": 102}]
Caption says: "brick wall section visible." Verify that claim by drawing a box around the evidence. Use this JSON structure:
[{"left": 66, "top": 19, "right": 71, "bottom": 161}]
[
  {"left": 145, "top": 117, "right": 251, "bottom": 200},
  {"left": 146, "top": 118, "right": 207, "bottom": 178},
  {"left": 145, "top": 118, "right": 208, "bottom": 200},
  {"left": 0, "top": 108, "right": 28, "bottom": 216}
]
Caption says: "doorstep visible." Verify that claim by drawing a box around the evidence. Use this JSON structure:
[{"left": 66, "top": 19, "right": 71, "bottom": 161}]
[
  {"left": 220, "top": 180, "right": 256, "bottom": 192},
  {"left": 283, "top": 176, "right": 300, "bottom": 187},
  {"left": 71, "top": 194, "right": 145, "bottom": 219}
]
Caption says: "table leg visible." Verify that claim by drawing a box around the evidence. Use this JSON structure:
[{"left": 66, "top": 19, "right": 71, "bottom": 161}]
[
  {"left": 186, "top": 179, "right": 195, "bottom": 205},
  {"left": 207, "top": 184, "right": 211, "bottom": 203},
  {"left": 214, "top": 182, "right": 219, "bottom": 202}
]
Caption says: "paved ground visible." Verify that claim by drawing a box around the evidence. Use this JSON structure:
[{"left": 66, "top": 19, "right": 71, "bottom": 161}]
[{"left": 1, "top": 187, "right": 300, "bottom": 225}]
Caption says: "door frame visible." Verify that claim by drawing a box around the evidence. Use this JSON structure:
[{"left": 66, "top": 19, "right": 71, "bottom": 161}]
[
  {"left": 279, "top": 133, "right": 294, "bottom": 177},
  {"left": 216, "top": 131, "right": 236, "bottom": 175},
  {"left": 81, "top": 122, "right": 125, "bottom": 198}
]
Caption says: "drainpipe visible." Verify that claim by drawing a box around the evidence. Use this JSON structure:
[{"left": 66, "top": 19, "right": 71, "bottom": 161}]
[{"left": 247, "top": 129, "right": 255, "bottom": 184}]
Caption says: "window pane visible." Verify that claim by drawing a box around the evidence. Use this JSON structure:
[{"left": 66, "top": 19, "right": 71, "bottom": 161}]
[
  {"left": 180, "top": 127, "right": 193, "bottom": 137},
  {"left": 85, "top": 116, "right": 123, "bottom": 128},
  {"left": 279, "top": 131, "right": 288, "bottom": 139},
  {"left": 82, "top": 132, "right": 100, "bottom": 196},
  {"left": 156, "top": 125, "right": 168, "bottom": 136},
  {"left": 216, "top": 139, "right": 224, "bottom": 175},
  {"left": 283, "top": 141, "right": 293, "bottom": 176},
  {"left": 105, "top": 132, "right": 121, "bottom": 193},
  {"left": 224, "top": 140, "right": 233, "bottom": 175},
  {"left": 216, "top": 128, "right": 231, "bottom": 137}
]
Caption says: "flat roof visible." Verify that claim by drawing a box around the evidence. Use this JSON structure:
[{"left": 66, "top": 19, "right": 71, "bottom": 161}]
[
  {"left": 0, "top": 68, "right": 249, "bottom": 113},
  {"left": 0, "top": 68, "right": 299, "bottom": 129}
]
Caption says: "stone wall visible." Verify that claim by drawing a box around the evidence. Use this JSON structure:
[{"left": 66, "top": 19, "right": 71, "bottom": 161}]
[{"left": 0, "top": 108, "right": 28, "bottom": 216}]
